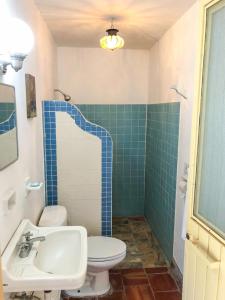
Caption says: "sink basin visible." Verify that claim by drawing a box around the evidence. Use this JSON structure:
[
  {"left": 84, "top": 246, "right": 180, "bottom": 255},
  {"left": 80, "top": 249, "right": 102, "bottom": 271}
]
[
  {"left": 34, "top": 230, "right": 82, "bottom": 275},
  {"left": 2, "top": 219, "right": 87, "bottom": 292}
]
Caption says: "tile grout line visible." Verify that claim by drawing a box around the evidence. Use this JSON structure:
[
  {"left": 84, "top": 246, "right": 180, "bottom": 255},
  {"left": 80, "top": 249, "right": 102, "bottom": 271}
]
[{"left": 145, "top": 268, "right": 156, "bottom": 300}]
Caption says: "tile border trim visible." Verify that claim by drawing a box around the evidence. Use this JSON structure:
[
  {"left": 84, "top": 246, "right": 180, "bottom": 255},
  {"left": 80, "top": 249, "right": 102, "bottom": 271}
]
[{"left": 42, "top": 100, "right": 113, "bottom": 236}]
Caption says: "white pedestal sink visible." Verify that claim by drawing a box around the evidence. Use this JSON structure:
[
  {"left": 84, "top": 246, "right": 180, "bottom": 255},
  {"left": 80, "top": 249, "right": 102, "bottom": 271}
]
[{"left": 1, "top": 219, "right": 87, "bottom": 292}]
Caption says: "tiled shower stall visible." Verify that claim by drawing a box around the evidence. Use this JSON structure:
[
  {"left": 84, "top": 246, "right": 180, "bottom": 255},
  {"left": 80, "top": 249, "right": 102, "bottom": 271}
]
[{"left": 43, "top": 101, "right": 180, "bottom": 262}]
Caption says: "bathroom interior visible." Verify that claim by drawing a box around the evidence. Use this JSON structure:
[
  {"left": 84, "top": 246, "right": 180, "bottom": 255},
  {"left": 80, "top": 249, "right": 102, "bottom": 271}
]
[{"left": 1, "top": 0, "right": 225, "bottom": 299}]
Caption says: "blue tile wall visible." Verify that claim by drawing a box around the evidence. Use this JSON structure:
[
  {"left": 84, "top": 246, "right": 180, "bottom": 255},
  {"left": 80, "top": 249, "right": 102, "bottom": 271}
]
[
  {"left": 145, "top": 103, "right": 180, "bottom": 260},
  {"left": 0, "top": 111, "right": 16, "bottom": 134},
  {"left": 77, "top": 105, "right": 146, "bottom": 216},
  {"left": 42, "top": 101, "right": 113, "bottom": 236}
]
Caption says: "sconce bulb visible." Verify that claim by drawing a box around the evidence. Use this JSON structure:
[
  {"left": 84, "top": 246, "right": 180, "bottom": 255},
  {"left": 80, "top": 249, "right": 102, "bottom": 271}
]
[{"left": 6, "top": 18, "right": 34, "bottom": 56}]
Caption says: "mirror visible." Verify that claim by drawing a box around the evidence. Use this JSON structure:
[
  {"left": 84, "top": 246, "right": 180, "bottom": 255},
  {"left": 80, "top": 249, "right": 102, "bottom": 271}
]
[{"left": 0, "top": 83, "right": 18, "bottom": 170}]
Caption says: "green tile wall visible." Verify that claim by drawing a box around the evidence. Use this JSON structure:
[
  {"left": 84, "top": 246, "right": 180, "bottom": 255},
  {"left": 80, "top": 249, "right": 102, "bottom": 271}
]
[
  {"left": 0, "top": 103, "right": 15, "bottom": 123},
  {"left": 77, "top": 105, "right": 146, "bottom": 216},
  {"left": 77, "top": 103, "right": 180, "bottom": 260},
  {"left": 145, "top": 103, "right": 180, "bottom": 260}
]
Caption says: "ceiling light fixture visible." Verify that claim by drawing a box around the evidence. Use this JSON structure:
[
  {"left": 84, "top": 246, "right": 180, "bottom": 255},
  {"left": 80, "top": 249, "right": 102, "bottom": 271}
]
[{"left": 100, "top": 20, "right": 124, "bottom": 51}]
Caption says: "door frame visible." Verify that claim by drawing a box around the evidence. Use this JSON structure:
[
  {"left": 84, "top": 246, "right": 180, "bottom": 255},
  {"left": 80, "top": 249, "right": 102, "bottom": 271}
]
[{"left": 187, "top": 0, "right": 225, "bottom": 246}]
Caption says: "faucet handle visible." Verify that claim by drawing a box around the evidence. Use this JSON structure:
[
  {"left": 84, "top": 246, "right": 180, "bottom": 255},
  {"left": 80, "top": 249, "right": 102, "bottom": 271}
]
[{"left": 22, "top": 231, "right": 33, "bottom": 241}]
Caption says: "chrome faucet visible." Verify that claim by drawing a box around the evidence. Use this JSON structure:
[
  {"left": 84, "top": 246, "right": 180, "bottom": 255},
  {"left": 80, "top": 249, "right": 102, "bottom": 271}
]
[{"left": 17, "top": 231, "right": 45, "bottom": 258}]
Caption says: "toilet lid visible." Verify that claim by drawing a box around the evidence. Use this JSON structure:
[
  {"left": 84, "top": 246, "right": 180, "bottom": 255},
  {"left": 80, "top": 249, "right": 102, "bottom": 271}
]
[
  {"left": 88, "top": 236, "right": 126, "bottom": 260},
  {"left": 38, "top": 205, "right": 67, "bottom": 227}
]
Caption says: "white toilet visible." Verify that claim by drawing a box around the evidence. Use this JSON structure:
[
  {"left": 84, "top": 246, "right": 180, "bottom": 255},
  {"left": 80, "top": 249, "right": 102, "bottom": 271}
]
[{"left": 38, "top": 205, "right": 126, "bottom": 297}]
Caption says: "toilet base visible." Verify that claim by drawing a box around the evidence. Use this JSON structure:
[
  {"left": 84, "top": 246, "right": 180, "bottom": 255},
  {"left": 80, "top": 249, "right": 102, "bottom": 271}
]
[{"left": 64, "top": 271, "right": 110, "bottom": 297}]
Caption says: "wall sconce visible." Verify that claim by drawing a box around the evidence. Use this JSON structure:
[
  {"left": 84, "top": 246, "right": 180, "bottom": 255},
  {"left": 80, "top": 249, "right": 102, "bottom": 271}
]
[{"left": 0, "top": 18, "right": 34, "bottom": 74}]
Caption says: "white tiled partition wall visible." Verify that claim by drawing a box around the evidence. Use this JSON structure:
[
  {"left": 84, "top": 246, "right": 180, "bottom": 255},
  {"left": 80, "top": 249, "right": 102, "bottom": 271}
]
[{"left": 56, "top": 112, "right": 102, "bottom": 235}]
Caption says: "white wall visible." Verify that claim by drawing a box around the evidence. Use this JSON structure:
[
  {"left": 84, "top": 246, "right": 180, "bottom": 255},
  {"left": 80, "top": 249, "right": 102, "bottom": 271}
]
[
  {"left": 0, "top": 0, "right": 56, "bottom": 253},
  {"left": 57, "top": 47, "right": 150, "bottom": 104},
  {"left": 56, "top": 112, "right": 102, "bottom": 235},
  {"left": 148, "top": 1, "right": 200, "bottom": 272}
]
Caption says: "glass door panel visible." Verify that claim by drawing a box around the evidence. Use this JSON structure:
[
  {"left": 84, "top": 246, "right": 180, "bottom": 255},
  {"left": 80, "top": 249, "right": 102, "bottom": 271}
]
[{"left": 194, "top": 0, "right": 225, "bottom": 239}]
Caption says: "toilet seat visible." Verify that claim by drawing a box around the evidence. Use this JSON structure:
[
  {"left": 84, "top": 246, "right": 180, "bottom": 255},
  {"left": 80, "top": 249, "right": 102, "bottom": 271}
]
[
  {"left": 88, "top": 236, "right": 126, "bottom": 262},
  {"left": 88, "top": 251, "right": 126, "bottom": 262}
]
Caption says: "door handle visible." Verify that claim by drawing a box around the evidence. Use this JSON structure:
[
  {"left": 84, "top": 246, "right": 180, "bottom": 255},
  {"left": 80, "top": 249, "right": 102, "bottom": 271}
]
[{"left": 186, "top": 239, "right": 220, "bottom": 270}]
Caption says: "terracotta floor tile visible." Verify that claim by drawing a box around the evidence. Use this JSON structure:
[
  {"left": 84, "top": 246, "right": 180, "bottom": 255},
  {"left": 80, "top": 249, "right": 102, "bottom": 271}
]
[
  {"left": 109, "top": 268, "right": 122, "bottom": 274},
  {"left": 154, "top": 291, "right": 182, "bottom": 300},
  {"left": 109, "top": 273, "right": 123, "bottom": 291},
  {"left": 99, "top": 290, "right": 126, "bottom": 300},
  {"left": 145, "top": 267, "right": 168, "bottom": 274},
  {"left": 149, "top": 273, "right": 178, "bottom": 292},
  {"left": 122, "top": 269, "right": 148, "bottom": 286},
  {"left": 125, "top": 285, "right": 155, "bottom": 300},
  {"left": 122, "top": 268, "right": 146, "bottom": 273}
]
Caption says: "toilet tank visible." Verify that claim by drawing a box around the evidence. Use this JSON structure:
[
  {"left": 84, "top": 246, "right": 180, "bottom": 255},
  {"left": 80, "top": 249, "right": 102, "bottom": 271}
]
[{"left": 38, "top": 205, "right": 68, "bottom": 227}]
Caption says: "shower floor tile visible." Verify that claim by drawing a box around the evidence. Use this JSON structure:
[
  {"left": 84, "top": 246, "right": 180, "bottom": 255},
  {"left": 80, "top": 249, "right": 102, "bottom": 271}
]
[{"left": 112, "top": 217, "right": 168, "bottom": 269}]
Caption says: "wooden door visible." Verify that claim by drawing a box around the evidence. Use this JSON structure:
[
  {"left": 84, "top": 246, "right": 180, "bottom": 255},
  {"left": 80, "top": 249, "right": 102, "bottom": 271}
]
[{"left": 183, "top": 0, "right": 225, "bottom": 299}]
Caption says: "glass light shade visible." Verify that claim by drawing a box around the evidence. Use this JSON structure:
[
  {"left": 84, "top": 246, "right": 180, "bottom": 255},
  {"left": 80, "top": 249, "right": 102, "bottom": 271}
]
[
  {"left": 4, "top": 18, "right": 34, "bottom": 56},
  {"left": 100, "top": 34, "right": 124, "bottom": 50}
]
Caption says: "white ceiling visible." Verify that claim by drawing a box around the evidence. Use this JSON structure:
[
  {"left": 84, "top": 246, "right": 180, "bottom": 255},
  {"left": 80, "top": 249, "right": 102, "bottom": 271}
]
[{"left": 34, "top": 0, "right": 196, "bottom": 49}]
